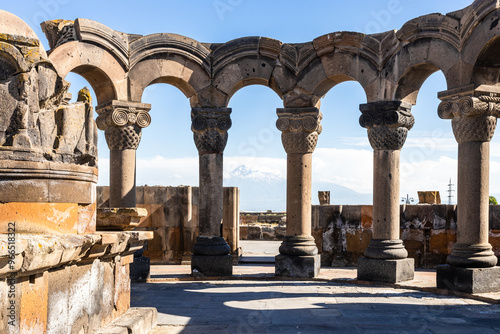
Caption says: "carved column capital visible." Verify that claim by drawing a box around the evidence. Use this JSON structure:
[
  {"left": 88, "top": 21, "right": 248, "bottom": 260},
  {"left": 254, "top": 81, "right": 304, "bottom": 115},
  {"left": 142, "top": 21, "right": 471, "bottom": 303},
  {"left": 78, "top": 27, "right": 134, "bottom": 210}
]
[
  {"left": 276, "top": 107, "right": 322, "bottom": 154},
  {"left": 438, "top": 92, "right": 500, "bottom": 143},
  {"left": 96, "top": 100, "right": 152, "bottom": 150},
  {"left": 191, "top": 108, "right": 232, "bottom": 154},
  {"left": 359, "top": 101, "right": 414, "bottom": 151}
]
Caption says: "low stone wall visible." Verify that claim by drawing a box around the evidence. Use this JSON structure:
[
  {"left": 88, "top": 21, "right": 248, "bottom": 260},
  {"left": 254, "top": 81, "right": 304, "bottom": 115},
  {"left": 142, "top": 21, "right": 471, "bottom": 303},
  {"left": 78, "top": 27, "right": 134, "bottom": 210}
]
[
  {"left": 0, "top": 231, "right": 150, "bottom": 332},
  {"left": 312, "top": 204, "right": 500, "bottom": 268},
  {"left": 240, "top": 212, "right": 286, "bottom": 240},
  {"left": 240, "top": 224, "right": 287, "bottom": 240},
  {"left": 97, "top": 186, "right": 240, "bottom": 264}
]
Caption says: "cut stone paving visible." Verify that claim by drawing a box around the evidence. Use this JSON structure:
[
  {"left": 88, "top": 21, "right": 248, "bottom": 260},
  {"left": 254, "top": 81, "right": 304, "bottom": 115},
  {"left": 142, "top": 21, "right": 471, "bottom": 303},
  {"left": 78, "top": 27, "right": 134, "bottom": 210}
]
[{"left": 133, "top": 279, "right": 500, "bottom": 333}]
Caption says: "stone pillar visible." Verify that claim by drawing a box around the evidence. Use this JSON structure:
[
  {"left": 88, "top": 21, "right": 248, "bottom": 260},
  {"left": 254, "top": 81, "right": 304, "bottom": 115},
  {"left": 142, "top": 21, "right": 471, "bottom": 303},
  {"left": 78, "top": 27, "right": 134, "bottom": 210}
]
[
  {"left": 275, "top": 107, "right": 322, "bottom": 278},
  {"left": 96, "top": 101, "right": 152, "bottom": 208},
  {"left": 357, "top": 101, "right": 415, "bottom": 283},
  {"left": 436, "top": 88, "right": 500, "bottom": 293},
  {"left": 190, "top": 107, "right": 233, "bottom": 276}
]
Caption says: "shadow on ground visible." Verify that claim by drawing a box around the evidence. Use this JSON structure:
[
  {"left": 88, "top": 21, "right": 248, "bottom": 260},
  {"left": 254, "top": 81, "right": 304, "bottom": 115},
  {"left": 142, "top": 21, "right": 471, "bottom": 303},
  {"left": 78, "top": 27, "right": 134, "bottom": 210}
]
[{"left": 131, "top": 281, "right": 500, "bottom": 334}]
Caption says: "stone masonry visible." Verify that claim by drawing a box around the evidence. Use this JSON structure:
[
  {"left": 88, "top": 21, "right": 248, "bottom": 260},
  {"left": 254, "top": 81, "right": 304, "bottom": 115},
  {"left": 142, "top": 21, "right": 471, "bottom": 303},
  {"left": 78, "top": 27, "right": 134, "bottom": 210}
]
[{"left": 1, "top": 2, "right": 500, "bottom": 320}]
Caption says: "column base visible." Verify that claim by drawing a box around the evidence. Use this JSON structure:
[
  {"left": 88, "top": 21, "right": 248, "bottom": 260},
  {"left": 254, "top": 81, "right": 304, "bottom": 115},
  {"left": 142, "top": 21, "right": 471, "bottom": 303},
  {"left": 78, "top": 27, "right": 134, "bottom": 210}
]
[
  {"left": 275, "top": 254, "right": 320, "bottom": 278},
  {"left": 130, "top": 254, "right": 150, "bottom": 281},
  {"left": 191, "top": 255, "right": 233, "bottom": 277},
  {"left": 436, "top": 264, "right": 500, "bottom": 294},
  {"left": 357, "top": 257, "right": 414, "bottom": 283}
]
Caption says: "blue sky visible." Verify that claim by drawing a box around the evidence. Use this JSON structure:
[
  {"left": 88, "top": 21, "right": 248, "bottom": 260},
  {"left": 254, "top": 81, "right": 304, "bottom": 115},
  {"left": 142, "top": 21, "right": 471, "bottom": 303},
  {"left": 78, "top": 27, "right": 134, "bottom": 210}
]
[{"left": 6, "top": 0, "right": 498, "bottom": 209}]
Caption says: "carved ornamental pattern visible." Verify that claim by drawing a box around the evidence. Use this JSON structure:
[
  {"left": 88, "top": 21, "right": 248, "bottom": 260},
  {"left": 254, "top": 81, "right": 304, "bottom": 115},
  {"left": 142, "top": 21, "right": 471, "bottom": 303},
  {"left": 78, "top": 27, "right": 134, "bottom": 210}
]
[
  {"left": 359, "top": 101, "right": 414, "bottom": 151},
  {"left": 96, "top": 101, "right": 151, "bottom": 150},
  {"left": 438, "top": 92, "right": 500, "bottom": 143},
  {"left": 276, "top": 108, "right": 322, "bottom": 154},
  {"left": 191, "top": 108, "right": 232, "bottom": 154}
]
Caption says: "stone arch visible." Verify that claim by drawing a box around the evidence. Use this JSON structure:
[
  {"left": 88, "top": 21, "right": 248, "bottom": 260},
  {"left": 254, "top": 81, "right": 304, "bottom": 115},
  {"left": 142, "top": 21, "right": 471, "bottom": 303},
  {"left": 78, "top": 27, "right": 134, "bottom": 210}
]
[
  {"left": 128, "top": 33, "right": 212, "bottom": 103},
  {"left": 299, "top": 32, "right": 380, "bottom": 104},
  {"left": 48, "top": 41, "right": 124, "bottom": 105},
  {"left": 299, "top": 57, "right": 373, "bottom": 103},
  {"left": 212, "top": 37, "right": 284, "bottom": 106},
  {"left": 388, "top": 39, "right": 460, "bottom": 103},
  {"left": 470, "top": 35, "right": 500, "bottom": 87},
  {"left": 460, "top": 1, "right": 500, "bottom": 87},
  {"left": 0, "top": 42, "right": 28, "bottom": 75}
]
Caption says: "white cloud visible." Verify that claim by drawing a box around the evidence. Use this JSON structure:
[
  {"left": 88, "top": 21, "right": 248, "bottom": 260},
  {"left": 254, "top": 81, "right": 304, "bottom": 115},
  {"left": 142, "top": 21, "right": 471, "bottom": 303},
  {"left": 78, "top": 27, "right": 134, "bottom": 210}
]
[
  {"left": 313, "top": 148, "right": 374, "bottom": 193},
  {"left": 95, "top": 144, "right": 500, "bottom": 207}
]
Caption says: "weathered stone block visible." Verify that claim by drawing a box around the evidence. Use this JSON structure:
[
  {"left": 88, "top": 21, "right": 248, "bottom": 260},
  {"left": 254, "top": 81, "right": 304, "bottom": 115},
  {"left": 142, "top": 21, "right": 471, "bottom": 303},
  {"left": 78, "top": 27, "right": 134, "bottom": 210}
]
[
  {"left": 247, "top": 225, "right": 262, "bottom": 240},
  {"left": 191, "top": 255, "right": 232, "bottom": 277},
  {"left": 437, "top": 265, "right": 500, "bottom": 294},
  {"left": 275, "top": 254, "right": 320, "bottom": 278},
  {"left": 20, "top": 272, "right": 48, "bottom": 333},
  {"left": 360, "top": 205, "right": 373, "bottom": 229},
  {"left": 314, "top": 205, "right": 342, "bottom": 229},
  {"left": 0, "top": 202, "right": 79, "bottom": 234},
  {"left": 345, "top": 229, "right": 372, "bottom": 256},
  {"left": 357, "top": 258, "right": 414, "bottom": 283},
  {"left": 490, "top": 206, "right": 500, "bottom": 229},
  {"left": 417, "top": 191, "right": 441, "bottom": 204},
  {"left": 341, "top": 205, "right": 361, "bottom": 227}
]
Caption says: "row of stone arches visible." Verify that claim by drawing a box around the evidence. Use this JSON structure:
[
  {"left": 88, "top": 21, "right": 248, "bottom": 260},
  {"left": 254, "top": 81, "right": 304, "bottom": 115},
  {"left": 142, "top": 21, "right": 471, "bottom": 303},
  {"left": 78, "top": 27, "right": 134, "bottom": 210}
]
[
  {"left": 26, "top": 0, "right": 500, "bottom": 288},
  {"left": 43, "top": 0, "right": 500, "bottom": 110}
]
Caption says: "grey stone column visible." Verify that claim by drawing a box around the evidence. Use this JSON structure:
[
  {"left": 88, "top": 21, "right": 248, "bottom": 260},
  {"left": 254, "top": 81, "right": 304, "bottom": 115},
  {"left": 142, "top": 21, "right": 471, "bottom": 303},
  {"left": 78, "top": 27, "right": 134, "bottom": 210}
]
[
  {"left": 191, "top": 107, "right": 233, "bottom": 276},
  {"left": 437, "top": 89, "right": 500, "bottom": 293},
  {"left": 275, "top": 107, "right": 322, "bottom": 278},
  {"left": 96, "top": 101, "right": 152, "bottom": 208},
  {"left": 357, "top": 101, "right": 415, "bottom": 283}
]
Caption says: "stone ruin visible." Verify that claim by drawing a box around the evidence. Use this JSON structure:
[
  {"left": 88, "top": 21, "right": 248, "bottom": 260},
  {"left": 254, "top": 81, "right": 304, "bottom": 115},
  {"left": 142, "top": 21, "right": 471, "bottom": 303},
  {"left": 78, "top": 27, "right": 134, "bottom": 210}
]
[
  {"left": 2, "top": 0, "right": 500, "bottom": 331},
  {"left": 0, "top": 10, "right": 155, "bottom": 333}
]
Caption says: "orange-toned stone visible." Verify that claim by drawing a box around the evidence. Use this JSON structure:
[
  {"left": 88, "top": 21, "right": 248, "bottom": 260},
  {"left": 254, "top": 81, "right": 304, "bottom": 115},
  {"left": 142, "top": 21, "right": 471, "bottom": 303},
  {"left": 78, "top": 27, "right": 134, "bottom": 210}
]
[
  {"left": 144, "top": 250, "right": 164, "bottom": 263},
  {"left": 430, "top": 229, "right": 449, "bottom": 255},
  {"left": 20, "top": 272, "right": 48, "bottom": 334},
  {"left": 0, "top": 202, "right": 79, "bottom": 234},
  {"left": 346, "top": 229, "right": 372, "bottom": 255},
  {"left": 361, "top": 205, "right": 373, "bottom": 229},
  {"left": 137, "top": 204, "right": 164, "bottom": 228},
  {"left": 114, "top": 261, "right": 130, "bottom": 317},
  {"left": 78, "top": 203, "right": 96, "bottom": 234},
  {"left": 312, "top": 228, "right": 323, "bottom": 253}
]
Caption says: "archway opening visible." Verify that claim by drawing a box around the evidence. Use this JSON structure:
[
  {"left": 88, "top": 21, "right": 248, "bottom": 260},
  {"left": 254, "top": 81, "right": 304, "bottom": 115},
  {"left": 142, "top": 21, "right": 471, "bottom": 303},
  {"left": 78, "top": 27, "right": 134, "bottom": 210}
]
[
  {"left": 136, "top": 83, "right": 197, "bottom": 268},
  {"left": 399, "top": 70, "right": 456, "bottom": 206},
  {"left": 314, "top": 80, "right": 371, "bottom": 267},
  {"left": 225, "top": 84, "right": 284, "bottom": 266}
]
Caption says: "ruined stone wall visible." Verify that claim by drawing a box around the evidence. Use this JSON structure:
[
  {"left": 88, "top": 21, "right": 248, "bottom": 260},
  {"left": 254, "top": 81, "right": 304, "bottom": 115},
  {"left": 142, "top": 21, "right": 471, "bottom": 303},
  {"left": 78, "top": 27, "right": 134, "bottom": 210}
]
[
  {"left": 312, "top": 205, "right": 500, "bottom": 268},
  {"left": 240, "top": 212, "right": 286, "bottom": 240},
  {"left": 97, "top": 186, "right": 241, "bottom": 264}
]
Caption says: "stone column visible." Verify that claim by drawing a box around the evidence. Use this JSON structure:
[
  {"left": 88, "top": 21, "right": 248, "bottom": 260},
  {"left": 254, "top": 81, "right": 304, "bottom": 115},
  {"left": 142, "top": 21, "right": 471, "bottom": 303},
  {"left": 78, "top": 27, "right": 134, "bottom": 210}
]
[
  {"left": 357, "top": 101, "right": 415, "bottom": 283},
  {"left": 191, "top": 107, "right": 233, "bottom": 276},
  {"left": 436, "top": 88, "right": 500, "bottom": 293},
  {"left": 275, "top": 107, "right": 322, "bottom": 278},
  {"left": 96, "top": 100, "right": 151, "bottom": 208}
]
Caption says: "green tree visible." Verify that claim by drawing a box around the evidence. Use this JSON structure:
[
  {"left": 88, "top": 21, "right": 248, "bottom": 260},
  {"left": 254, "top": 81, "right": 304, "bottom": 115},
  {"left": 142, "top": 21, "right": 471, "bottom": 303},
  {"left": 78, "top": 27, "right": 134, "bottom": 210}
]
[{"left": 489, "top": 196, "right": 498, "bottom": 205}]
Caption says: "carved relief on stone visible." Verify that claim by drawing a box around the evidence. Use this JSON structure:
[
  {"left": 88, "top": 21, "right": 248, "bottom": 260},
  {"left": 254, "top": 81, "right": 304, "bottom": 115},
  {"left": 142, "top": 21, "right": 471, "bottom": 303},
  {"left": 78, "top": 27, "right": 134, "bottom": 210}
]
[
  {"left": 191, "top": 108, "right": 232, "bottom": 154},
  {"left": 438, "top": 94, "right": 500, "bottom": 143},
  {"left": 276, "top": 107, "right": 322, "bottom": 154},
  {"left": 96, "top": 101, "right": 151, "bottom": 151},
  {"left": 40, "top": 20, "right": 77, "bottom": 50},
  {"left": 359, "top": 101, "right": 414, "bottom": 151},
  {"left": 0, "top": 29, "right": 98, "bottom": 165}
]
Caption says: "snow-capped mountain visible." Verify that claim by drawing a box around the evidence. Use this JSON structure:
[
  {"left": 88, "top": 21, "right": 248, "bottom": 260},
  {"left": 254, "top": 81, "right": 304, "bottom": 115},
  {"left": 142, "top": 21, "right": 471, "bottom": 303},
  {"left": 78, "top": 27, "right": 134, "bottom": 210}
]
[{"left": 224, "top": 164, "right": 372, "bottom": 211}]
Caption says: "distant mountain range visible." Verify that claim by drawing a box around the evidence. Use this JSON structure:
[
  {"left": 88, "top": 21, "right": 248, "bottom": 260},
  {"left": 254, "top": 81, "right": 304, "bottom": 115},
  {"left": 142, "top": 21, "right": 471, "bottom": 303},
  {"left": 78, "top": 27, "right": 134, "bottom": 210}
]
[{"left": 224, "top": 164, "right": 372, "bottom": 211}]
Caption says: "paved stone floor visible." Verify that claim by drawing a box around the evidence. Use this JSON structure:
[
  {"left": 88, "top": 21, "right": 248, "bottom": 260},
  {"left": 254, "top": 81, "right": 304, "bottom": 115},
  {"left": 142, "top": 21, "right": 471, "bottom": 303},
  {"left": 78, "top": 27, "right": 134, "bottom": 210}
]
[{"left": 132, "top": 277, "right": 500, "bottom": 334}]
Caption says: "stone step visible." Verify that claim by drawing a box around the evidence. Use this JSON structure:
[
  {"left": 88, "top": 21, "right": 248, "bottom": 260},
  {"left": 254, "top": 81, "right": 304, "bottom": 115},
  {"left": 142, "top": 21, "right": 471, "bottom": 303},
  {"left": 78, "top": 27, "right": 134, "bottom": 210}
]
[{"left": 95, "top": 307, "right": 157, "bottom": 334}]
